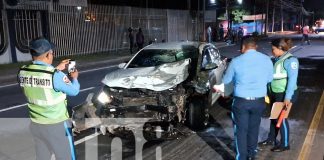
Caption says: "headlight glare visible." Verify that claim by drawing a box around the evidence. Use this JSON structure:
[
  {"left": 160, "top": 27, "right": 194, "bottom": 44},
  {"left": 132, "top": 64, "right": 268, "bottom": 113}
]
[{"left": 97, "top": 92, "right": 112, "bottom": 104}]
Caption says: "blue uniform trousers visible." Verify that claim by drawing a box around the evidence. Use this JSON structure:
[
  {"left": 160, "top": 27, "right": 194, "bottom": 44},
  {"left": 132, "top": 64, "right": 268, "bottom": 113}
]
[
  {"left": 267, "top": 90, "right": 298, "bottom": 147},
  {"left": 232, "top": 97, "right": 266, "bottom": 160},
  {"left": 30, "top": 120, "right": 76, "bottom": 160}
]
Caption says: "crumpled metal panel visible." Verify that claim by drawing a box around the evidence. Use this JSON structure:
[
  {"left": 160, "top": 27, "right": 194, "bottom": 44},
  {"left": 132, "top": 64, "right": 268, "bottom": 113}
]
[{"left": 102, "top": 58, "right": 190, "bottom": 91}]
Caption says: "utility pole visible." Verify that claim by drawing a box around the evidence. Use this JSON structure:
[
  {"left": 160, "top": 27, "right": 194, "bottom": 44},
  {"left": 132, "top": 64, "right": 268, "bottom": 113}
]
[
  {"left": 226, "top": 0, "right": 229, "bottom": 30},
  {"left": 272, "top": 1, "right": 275, "bottom": 32},
  {"left": 280, "top": 0, "right": 283, "bottom": 32},
  {"left": 187, "top": 0, "right": 190, "bottom": 40},
  {"left": 197, "top": 0, "right": 200, "bottom": 41},
  {"left": 300, "top": 0, "right": 304, "bottom": 27},
  {"left": 203, "top": 0, "right": 206, "bottom": 42},
  {"left": 265, "top": 0, "right": 269, "bottom": 35},
  {"left": 253, "top": 0, "right": 256, "bottom": 32}
]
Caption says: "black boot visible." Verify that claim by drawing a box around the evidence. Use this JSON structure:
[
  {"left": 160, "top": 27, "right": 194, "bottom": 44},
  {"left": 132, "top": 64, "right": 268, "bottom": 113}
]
[{"left": 271, "top": 145, "right": 290, "bottom": 152}]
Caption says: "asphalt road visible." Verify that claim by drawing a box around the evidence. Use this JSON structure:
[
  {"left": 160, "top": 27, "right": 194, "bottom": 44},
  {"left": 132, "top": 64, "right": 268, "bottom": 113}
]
[{"left": 1, "top": 37, "right": 324, "bottom": 160}]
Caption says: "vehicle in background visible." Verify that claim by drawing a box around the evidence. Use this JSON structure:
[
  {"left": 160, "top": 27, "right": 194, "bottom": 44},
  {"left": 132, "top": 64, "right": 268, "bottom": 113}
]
[{"left": 314, "top": 19, "right": 324, "bottom": 34}]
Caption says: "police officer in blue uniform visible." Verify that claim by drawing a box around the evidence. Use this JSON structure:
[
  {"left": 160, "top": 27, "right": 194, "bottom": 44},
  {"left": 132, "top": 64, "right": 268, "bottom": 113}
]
[
  {"left": 18, "top": 38, "right": 80, "bottom": 160},
  {"left": 258, "top": 38, "right": 299, "bottom": 152},
  {"left": 220, "top": 37, "right": 273, "bottom": 160}
]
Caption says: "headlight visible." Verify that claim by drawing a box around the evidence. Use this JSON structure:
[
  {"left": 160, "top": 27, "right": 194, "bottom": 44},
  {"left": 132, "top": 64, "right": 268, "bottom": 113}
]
[{"left": 97, "top": 92, "right": 112, "bottom": 104}]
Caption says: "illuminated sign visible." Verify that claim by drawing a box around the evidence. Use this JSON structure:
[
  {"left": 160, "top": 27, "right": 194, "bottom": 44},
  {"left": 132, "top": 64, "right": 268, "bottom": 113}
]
[{"left": 243, "top": 14, "right": 266, "bottom": 21}]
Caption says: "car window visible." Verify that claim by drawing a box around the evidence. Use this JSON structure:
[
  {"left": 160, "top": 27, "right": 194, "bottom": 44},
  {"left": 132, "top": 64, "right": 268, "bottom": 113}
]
[
  {"left": 201, "top": 47, "right": 220, "bottom": 69},
  {"left": 128, "top": 49, "right": 195, "bottom": 68}
]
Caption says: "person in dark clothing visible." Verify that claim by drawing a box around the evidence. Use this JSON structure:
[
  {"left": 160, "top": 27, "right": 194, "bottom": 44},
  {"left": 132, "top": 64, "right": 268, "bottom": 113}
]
[
  {"left": 219, "top": 24, "right": 224, "bottom": 41},
  {"left": 238, "top": 27, "right": 244, "bottom": 41},
  {"left": 136, "top": 28, "right": 144, "bottom": 51},
  {"left": 128, "top": 27, "right": 134, "bottom": 54}
]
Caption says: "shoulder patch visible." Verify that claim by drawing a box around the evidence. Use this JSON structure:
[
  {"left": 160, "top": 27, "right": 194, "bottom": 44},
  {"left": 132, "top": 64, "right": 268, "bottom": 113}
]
[
  {"left": 63, "top": 76, "right": 71, "bottom": 84},
  {"left": 291, "top": 62, "right": 298, "bottom": 70}
]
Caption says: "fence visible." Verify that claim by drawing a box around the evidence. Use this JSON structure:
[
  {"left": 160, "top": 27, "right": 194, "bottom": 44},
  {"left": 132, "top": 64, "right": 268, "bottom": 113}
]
[{"left": 0, "top": 1, "right": 201, "bottom": 63}]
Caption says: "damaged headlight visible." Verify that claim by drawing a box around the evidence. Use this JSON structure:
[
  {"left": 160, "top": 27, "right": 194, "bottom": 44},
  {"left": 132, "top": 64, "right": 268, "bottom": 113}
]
[{"left": 97, "top": 91, "right": 113, "bottom": 104}]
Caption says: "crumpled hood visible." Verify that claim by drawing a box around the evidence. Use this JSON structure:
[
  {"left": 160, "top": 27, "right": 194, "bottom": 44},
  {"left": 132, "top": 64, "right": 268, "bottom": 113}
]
[{"left": 102, "top": 59, "right": 190, "bottom": 91}]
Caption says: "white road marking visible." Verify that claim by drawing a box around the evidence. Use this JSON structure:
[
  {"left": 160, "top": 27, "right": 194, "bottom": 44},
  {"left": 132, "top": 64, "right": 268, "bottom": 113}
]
[
  {"left": 79, "top": 65, "right": 116, "bottom": 74},
  {"left": 74, "top": 132, "right": 101, "bottom": 145},
  {"left": 0, "top": 103, "right": 28, "bottom": 112},
  {"left": 0, "top": 86, "right": 95, "bottom": 113},
  {"left": 0, "top": 83, "right": 18, "bottom": 89},
  {"left": 80, "top": 87, "right": 95, "bottom": 92},
  {"left": 0, "top": 65, "right": 117, "bottom": 89}
]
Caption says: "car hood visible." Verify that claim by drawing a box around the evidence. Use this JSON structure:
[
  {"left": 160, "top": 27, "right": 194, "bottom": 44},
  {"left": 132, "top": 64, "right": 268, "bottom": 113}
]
[{"left": 102, "top": 58, "right": 190, "bottom": 91}]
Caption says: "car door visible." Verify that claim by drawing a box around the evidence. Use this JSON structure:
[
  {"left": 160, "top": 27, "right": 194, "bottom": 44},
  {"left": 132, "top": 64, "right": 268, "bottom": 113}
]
[{"left": 199, "top": 44, "right": 227, "bottom": 107}]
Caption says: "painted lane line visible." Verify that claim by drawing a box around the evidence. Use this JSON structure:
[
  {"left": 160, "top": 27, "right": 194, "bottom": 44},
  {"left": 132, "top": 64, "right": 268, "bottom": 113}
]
[
  {"left": 74, "top": 132, "right": 101, "bottom": 145},
  {"left": 0, "top": 83, "right": 18, "bottom": 89},
  {"left": 79, "top": 65, "right": 116, "bottom": 74},
  {"left": 0, "top": 86, "right": 95, "bottom": 113},
  {"left": 0, "top": 103, "right": 28, "bottom": 112},
  {"left": 0, "top": 65, "right": 116, "bottom": 89},
  {"left": 80, "top": 87, "right": 96, "bottom": 92},
  {"left": 298, "top": 91, "right": 324, "bottom": 160}
]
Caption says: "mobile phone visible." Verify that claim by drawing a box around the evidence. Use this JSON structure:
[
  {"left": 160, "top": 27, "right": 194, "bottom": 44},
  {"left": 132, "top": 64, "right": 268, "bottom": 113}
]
[{"left": 68, "top": 60, "right": 76, "bottom": 73}]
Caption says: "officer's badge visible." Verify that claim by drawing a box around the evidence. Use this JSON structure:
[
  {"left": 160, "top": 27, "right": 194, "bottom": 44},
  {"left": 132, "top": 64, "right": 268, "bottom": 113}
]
[
  {"left": 63, "top": 76, "right": 71, "bottom": 84},
  {"left": 291, "top": 62, "right": 298, "bottom": 70}
]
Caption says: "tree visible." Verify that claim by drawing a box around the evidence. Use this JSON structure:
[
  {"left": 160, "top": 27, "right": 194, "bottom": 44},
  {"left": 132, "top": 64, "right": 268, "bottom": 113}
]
[{"left": 231, "top": 9, "right": 250, "bottom": 23}]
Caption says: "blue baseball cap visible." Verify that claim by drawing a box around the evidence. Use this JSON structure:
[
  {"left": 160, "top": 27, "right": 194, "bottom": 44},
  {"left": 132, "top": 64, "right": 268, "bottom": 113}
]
[{"left": 29, "top": 38, "right": 55, "bottom": 56}]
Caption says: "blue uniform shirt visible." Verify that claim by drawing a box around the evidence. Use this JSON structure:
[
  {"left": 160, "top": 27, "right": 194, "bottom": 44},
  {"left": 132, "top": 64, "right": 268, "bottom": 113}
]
[
  {"left": 277, "top": 55, "right": 299, "bottom": 100},
  {"left": 33, "top": 61, "right": 80, "bottom": 96},
  {"left": 223, "top": 49, "right": 273, "bottom": 98}
]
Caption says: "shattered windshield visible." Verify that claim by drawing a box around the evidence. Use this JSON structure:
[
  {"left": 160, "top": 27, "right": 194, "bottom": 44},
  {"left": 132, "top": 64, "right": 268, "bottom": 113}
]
[{"left": 128, "top": 49, "right": 194, "bottom": 68}]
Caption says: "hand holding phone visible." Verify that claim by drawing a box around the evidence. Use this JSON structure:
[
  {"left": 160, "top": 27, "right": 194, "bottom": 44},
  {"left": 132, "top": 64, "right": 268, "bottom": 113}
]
[{"left": 68, "top": 60, "right": 76, "bottom": 73}]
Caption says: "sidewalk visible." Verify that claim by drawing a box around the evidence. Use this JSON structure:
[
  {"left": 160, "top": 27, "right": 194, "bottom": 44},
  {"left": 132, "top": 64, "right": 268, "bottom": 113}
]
[{"left": 0, "top": 42, "right": 229, "bottom": 87}]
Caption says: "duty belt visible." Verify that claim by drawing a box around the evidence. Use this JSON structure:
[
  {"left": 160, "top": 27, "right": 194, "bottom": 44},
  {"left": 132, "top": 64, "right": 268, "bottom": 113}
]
[{"left": 234, "top": 96, "right": 264, "bottom": 101}]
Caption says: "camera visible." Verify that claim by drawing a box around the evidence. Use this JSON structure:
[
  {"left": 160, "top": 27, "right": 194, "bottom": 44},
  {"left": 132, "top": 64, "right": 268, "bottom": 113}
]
[{"left": 68, "top": 60, "right": 76, "bottom": 73}]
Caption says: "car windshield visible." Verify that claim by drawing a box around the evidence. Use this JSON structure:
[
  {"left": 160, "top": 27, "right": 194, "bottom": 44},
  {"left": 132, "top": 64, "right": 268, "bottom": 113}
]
[{"left": 128, "top": 49, "right": 194, "bottom": 68}]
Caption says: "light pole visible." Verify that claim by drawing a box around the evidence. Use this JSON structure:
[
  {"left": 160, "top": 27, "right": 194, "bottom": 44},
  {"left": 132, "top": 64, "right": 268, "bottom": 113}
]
[{"left": 226, "top": 0, "right": 229, "bottom": 30}]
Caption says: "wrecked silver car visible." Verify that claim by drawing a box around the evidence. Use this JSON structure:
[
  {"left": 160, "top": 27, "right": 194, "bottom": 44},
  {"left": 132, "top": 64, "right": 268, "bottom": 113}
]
[{"left": 72, "top": 42, "right": 227, "bottom": 135}]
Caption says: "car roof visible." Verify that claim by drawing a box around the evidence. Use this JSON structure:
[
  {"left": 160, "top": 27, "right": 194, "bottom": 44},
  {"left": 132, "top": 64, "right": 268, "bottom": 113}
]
[{"left": 144, "top": 41, "right": 200, "bottom": 50}]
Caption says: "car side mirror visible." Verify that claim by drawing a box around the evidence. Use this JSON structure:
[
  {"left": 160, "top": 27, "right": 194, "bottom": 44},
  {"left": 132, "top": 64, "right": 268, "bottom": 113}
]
[
  {"left": 202, "top": 63, "right": 217, "bottom": 71},
  {"left": 118, "top": 63, "right": 127, "bottom": 69}
]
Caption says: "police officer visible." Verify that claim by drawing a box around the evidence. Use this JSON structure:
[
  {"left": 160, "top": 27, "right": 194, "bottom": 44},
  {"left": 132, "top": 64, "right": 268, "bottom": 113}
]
[
  {"left": 18, "top": 38, "right": 80, "bottom": 160},
  {"left": 218, "top": 37, "right": 273, "bottom": 160},
  {"left": 258, "top": 38, "right": 299, "bottom": 152}
]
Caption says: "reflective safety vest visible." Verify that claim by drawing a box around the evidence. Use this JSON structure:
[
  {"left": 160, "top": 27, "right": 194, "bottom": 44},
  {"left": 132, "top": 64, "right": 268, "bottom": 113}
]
[
  {"left": 19, "top": 64, "right": 68, "bottom": 124},
  {"left": 271, "top": 52, "right": 297, "bottom": 93}
]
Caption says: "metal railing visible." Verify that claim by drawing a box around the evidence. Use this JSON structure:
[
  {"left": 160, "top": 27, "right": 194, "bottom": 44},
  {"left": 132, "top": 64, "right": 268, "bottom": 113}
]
[
  {"left": 0, "top": 10, "right": 8, "bottom": 55},
  {"left": 2, "top": 1, "right": 199, "bottom": 58}
]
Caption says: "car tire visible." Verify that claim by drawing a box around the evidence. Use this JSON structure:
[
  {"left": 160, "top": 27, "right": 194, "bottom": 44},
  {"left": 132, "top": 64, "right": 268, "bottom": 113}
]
[{"left": 187, "top": 99, "right": 206, "bottom": 130}]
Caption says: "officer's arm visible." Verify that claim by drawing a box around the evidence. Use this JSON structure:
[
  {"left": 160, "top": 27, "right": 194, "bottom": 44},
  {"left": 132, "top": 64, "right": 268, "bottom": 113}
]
[
  {"left": 284, "top": 58, "right": 299, "bottom": 100},
  {"left": 53, "top": 71, "right": 80, "bottom": 96},
  {"left": 222, "top": 60, "right": 235, "bottom": 84},
  {"left": 268, "top": 59, "right": 274, "bottom": 83}
]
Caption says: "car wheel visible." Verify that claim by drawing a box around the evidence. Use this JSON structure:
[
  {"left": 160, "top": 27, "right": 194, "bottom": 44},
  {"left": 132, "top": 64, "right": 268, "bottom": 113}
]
[{"left": 187, "top": 99, "right": 207, "bottom": 130}]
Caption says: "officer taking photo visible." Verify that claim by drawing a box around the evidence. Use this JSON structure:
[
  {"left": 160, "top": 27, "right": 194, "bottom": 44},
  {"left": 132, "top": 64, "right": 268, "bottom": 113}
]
[{"left": 18, "top": 38, "right": 80, "bottom": 160}]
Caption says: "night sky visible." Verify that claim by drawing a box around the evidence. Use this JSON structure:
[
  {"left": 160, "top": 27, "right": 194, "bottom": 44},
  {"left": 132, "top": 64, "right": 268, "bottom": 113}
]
[{"left": 303, "top": 0, "right": 324, "bottom": 11}]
